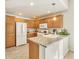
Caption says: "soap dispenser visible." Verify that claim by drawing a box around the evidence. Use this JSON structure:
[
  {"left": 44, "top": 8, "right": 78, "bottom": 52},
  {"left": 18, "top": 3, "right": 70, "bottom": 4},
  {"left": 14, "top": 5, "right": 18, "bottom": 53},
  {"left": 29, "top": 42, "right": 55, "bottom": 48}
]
[{"left": 53, "top": 29, "right": 57, "bottom": 35}]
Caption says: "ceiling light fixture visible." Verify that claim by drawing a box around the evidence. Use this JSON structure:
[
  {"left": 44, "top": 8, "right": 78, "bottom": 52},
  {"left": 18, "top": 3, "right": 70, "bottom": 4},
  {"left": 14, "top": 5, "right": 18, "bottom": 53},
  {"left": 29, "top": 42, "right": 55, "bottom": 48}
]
[
  {"left": 18, "top": 13, "right": 22, "bottom": 15},
  {"left": 30, "top": 2, "right": 34, "bottom": 6},
  {"left": 48, "top": 11, "right": 51, "bottom": 13},
  {"left": 53, "top": 17, "right": 56, "bottom": 21}
]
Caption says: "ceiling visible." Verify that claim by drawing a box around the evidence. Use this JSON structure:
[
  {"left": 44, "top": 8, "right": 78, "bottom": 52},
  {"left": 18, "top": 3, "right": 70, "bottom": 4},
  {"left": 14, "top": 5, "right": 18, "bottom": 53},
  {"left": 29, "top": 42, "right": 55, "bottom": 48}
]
[{"left": 6, "top": 0, "right": 68, "bottom": 18}]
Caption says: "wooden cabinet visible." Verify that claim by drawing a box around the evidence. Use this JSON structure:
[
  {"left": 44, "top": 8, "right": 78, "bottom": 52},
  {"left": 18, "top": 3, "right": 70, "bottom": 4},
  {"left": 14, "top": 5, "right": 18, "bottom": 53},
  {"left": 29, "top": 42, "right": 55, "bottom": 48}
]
[
  {"left": 27, "top": 32, "right": 37, "bottom": 38},
  {"left": 6, "top": 16, "right": 16, "bottom": 48},
  {"left": 26, "top": 20, "right": 40, "bottom": 28},
  {"left": 29, "top": 40, "right": 39, "bottom": 59},
  {"left": 39, "top": 15, "right": 63, "bottom": 28},
  {"left": 26, "top": 20, "right": 35, "bottom": 28},
  {"left": 40, "top": 19, "right": 47, "bottom": 24},
  {"left": 40, "top": 18, "right": 53, "bottom": 28},
  {"left": 47, "top": 18, "right": 53, "bottom": 28},
  {"left": 15, "top": 18, "right": 26, "bottom": 23},
  {"left": 34, "top": 20, "right": 40, "bottom": 28},
  {"left": 52, "top": 15, "right": 63, "bottom": 28}
]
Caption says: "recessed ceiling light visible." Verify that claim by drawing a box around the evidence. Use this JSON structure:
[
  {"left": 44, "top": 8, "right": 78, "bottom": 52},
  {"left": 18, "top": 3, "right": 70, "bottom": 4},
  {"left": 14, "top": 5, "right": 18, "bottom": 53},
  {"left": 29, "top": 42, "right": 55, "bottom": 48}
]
[
  {"left": 18, "top": 13, "right": 22, "bottom": 15},
  {"left": 48, "top": 11, "right": 51, "bottom": 13},
  {"left": 53, "top": 17, "right": 56, "bottom": 21},
  {"left": 30, "top": 2, "right": 34, "bottom": 6}
]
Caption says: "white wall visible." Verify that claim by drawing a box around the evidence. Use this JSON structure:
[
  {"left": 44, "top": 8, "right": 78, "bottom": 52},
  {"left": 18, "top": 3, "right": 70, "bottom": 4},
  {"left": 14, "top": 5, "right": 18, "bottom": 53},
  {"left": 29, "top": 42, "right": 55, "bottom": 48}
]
[{"left": 63, "top": 0, "right": 74, "bottom": 51}]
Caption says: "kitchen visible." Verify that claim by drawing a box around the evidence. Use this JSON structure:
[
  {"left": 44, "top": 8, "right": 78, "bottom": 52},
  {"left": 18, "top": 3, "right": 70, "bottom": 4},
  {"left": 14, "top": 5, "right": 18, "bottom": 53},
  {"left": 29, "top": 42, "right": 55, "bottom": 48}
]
[{"left": 5, "top": 0, "right": 74, "bottom": 59}]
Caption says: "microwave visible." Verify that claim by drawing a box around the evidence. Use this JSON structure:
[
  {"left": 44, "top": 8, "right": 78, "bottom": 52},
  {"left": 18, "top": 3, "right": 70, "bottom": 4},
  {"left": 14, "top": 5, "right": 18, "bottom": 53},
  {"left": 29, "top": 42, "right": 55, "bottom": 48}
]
[{"left": 39, "top": 23, "right": 47, "bottom": 29}]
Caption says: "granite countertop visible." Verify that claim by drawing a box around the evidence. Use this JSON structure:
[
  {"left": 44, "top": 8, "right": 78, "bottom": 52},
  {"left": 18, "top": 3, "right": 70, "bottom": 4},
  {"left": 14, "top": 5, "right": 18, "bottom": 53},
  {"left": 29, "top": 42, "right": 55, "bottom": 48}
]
[{"left": 28, "top": 34, "right": 69, "bottom": 47}]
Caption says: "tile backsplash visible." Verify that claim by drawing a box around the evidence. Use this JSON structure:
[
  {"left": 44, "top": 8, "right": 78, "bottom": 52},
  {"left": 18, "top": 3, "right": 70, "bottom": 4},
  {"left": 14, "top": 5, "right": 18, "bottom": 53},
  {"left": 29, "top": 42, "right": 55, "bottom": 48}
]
[
  {"left": 48, "top": 28, "right": 62, "bottom": 33},
  {"left": 27, "top": 28, "right": 63, "bottom": 33},
  {"left": 37, "top": 28, "right": 62, "bottom": 34},
  {"left": 27, "top": 28, "right": 37, "bottom": 33}
]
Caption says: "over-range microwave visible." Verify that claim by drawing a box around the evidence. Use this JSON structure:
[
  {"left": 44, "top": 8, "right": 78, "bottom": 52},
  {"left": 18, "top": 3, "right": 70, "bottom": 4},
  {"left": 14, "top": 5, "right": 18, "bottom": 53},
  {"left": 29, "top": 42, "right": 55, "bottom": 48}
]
[{"left": 39, "top": 23, "right": 47, "bottom": 29}]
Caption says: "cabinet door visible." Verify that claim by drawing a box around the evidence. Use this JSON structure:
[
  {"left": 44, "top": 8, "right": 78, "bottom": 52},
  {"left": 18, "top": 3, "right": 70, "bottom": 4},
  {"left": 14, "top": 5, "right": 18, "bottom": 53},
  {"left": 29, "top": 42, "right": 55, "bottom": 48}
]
[
  {"left": 27, "top": 20, "right": 35, "bottom": 28},
  {"left": 47, "top": 18, "right": 53, "bottom": 28},
  {"left": 52, "top": 15, "right": 63, "bottom": 28},
  {"left": 29, "top": 40, "right": 39, "bottom": 59},
  {"left": 59, "top": 39, "right": 64, "bottom": 59},
  {"left": 34, "top": 20, "right": 40, "bottom": 28},
  {"left": 63, "top": 37, "right": 69, "bottom": 56},
  {"left": 6, "top": 34, "right": 15, "bottom": 48},
  {"left": 45, "top": 41, "right": 59, "bottom": 59},
  {"left": 39, "top": 45, "right": 45, "bottom": 59},
  {"left": 6, "top": 16, "right": 16, "bottom": 48}
]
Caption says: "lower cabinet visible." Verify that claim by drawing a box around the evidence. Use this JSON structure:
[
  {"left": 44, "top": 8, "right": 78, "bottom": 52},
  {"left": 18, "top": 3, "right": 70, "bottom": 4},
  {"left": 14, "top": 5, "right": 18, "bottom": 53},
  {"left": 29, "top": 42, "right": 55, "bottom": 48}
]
[
  {"left": 59, "top": 36, "right": 69, "bottom": 59},
  {"left": 39, "top": 36, "right": 69, "bottom": 59},
  {"left": 59, "top": 39, "right": 64, "bottom": 59},
  {"left": 29, "top": 36, "right": 69, "bottom": 59},
  {"left": 45, "top": 41, "right": 59, "bottom": 59},
  {"left": 39, "top": 41, "right": 59, "bottom": 59},
  {"left": 63, "top": 36, "right": 69, "bottom": 56},
  {"left": 27, "top": 32, "right": 37, "bottom": 38},
  {"left": 39, "top": 45, "right": 45, "bottom": 59},
  {"left": 29, "top": 40, "right": 39, "bottom": 59}
]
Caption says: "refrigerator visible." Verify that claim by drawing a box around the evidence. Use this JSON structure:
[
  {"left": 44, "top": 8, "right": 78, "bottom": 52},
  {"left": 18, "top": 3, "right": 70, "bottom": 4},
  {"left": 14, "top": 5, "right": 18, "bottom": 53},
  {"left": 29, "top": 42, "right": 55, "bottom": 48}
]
[{"left": 16, "top": 22, "right": 27, "bottom": 46}]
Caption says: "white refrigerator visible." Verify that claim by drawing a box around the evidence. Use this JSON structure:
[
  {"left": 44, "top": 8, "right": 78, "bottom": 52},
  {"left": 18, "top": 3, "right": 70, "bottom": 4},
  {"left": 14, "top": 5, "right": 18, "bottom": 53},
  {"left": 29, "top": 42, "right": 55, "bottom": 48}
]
[{"left": 16, "top": 22, "right": 27, "bottom": 46}]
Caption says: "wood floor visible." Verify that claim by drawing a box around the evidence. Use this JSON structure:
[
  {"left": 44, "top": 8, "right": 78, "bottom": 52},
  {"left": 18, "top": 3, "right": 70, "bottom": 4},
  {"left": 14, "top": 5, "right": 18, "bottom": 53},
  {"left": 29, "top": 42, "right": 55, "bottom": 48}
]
[{"left": 6, "top": 44, "right": 74, "bottom": 59}]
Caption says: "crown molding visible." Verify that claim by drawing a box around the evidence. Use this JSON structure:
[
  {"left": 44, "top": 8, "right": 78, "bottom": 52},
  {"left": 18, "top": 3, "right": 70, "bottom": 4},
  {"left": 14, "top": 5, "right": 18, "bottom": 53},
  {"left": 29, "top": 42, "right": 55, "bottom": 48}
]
[{"left": 6, "top": 13, "right": 33, "bottom": 20}]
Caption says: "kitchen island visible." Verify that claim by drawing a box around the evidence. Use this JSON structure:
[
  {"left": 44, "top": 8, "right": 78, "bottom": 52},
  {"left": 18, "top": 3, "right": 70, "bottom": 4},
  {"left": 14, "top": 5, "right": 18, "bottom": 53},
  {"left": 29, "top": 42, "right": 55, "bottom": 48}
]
[{"left": 28, "top": 34, "right": 70, "bottom": 59}]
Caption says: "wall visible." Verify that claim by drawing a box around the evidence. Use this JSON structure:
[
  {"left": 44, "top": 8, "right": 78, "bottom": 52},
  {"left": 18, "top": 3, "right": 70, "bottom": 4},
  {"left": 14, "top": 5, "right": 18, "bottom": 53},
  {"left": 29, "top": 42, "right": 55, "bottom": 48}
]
[{"left": 63, "top": 0, "right": 74, "bottom": 51}]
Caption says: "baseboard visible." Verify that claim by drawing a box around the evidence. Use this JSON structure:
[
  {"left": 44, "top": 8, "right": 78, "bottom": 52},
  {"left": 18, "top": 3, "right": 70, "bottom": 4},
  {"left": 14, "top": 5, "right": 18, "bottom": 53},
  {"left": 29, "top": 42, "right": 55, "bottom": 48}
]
[{"left": 64, "top": 49, "right": 69, "bottom": 57}]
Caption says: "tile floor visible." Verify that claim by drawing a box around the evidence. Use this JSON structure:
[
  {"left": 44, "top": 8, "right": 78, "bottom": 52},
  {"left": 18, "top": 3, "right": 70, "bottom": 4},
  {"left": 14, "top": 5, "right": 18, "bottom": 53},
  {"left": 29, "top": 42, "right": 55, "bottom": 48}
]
[
  {"left": 6, "top": 44, "right": 29, "bottom": 59},
  {"left": 6, "top": 44, "right": 74, "bottom": 59},
  {"left": 64, "top": 51, "right": 74, "bottom": 59}
]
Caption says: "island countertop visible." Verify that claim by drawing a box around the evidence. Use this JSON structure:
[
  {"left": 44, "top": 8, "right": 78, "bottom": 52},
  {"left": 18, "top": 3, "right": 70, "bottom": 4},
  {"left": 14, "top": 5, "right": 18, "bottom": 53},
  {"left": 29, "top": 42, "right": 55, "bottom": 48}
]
[{"left": 28, "top": 34, "right": 69, "bottom": 47}]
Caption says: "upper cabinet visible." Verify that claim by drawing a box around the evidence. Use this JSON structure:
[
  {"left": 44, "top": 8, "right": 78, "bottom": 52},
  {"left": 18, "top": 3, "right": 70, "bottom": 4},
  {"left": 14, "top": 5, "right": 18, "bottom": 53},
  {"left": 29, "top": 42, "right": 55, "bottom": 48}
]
[
  {"left": 15, "top": 18, "right": 26, "bottom": 23},
  {"left": 34, "top": 20, "right": 40, "bottom": 28},
  {"left": 39, "top": 15, "right": 63, "bottom": 28},
  {"left": 26, "top": 20, "right": 35, "bottom": 28},
  {"left": 52, "top": 15, "right": 63, "bottom": 28}
]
